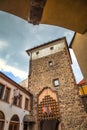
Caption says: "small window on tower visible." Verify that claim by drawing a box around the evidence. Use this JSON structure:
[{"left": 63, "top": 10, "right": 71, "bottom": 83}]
[
  {"left": 53, "top": 79, "right": 60, "bottom": 87},
  {"left": 36, "top": 51, "right": 39, "bottom": 55},
  {"left": 49, "top": 61, "right": 53, "bottom": 66},
  {"left": 50, "top": 46, "right": 54, "bottom": 50}
]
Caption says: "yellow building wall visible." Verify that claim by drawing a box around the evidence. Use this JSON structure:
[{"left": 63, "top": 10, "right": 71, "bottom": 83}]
[
  {"left": 79, "top": 85, "right": 87, "bottom": 95},
  {"left": 71, "top": 32, "right": 87, "bottom": 82}
]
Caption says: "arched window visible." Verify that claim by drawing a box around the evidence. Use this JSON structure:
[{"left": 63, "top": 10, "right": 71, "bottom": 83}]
[
  {"left": 9, "top": 115, "right": 20, "bottom": 130},
  {"left": 0, "top": 111, "right": 5, "bottom": 130},
  {"left": 11, "top": 115, "right": 19, "bottom": 122}
]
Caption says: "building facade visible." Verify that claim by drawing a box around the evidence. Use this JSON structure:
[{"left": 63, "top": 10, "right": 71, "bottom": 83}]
[
  {"left": 70, "top": 32, "right": 87, "bottom": 83},
  {"left": 0, "top": 72, "right": 33, "bottom": 130},
  {"left": 27, "top": 37, "right": 87, "bottom": 130}
]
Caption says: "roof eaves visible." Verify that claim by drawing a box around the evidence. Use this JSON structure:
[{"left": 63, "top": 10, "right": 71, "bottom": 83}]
[
  {"left": 0, "top": 71, "right": 32, "bottom": 96},
  {"left": 26, "top": 37, "right": 66, "bottom": 55}
]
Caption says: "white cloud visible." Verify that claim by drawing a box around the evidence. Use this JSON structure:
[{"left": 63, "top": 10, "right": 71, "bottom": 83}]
[
  {"left": 0, "top": 59, "right": 28, "bottom": 80},
  {"left": 0, "top": 11, "right": 79, "bottom": 83},
  {"left": 0, "top": 40, "right": 8, "bottom": 49}
]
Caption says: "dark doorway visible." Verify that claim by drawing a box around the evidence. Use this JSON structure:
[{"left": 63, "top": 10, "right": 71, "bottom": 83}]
[
  {"left": 24, "top": 122, "right": 28, "bottom": 130},
  {"left": 24, "top": 122, "right": 35, "bottom": 130},
  {"left": 29, "top": 122, "right": 35, "bottom": 130},
  {"left": 40, "top": 119, "right": 59, "bottom": 130}
]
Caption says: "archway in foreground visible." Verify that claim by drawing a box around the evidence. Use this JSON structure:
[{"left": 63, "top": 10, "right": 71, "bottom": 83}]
[
  {"left": 0, "top": 111, "right": 5, "bottom": 130},
  {"left": 9, "top": 115, "right": 20, "bottom": 130}
]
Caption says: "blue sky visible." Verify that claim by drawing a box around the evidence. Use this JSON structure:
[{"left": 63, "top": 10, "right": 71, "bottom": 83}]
[{"left": 0, "top": 11, "right": 83, "bottom": 83}]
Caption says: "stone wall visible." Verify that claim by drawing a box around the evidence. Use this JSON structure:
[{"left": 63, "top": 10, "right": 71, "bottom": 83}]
[
  {"left": 81, "top": 95, "right": 87, "bottom": 113},
  {"left": 28, "top": 41, "right": 87, "bottom": 130},
  {"left": 29, "top": 48, "right": 74, "bottom": 93}
]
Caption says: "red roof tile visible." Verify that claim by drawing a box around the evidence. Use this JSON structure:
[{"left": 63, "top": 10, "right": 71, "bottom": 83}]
[{"left": 78, "top": 79, "right": 86, "bottom": 85}]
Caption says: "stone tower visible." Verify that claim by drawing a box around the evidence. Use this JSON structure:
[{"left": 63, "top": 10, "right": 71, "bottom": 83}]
[{"left": 26, "top": 37, "right": 87, "bottom": 130}]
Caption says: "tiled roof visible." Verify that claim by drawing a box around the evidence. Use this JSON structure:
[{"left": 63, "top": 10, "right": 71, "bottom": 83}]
[{"left": 78, "top": 79, "right": 86, "bottom": 85}]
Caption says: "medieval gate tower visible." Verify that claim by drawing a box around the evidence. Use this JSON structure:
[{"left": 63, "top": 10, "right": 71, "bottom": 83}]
[{"left": 27, "top": 37, "right": 87, "bottom": 130}]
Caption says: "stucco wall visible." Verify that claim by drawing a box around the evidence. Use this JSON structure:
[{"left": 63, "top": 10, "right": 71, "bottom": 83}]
[
  {"left": 31, "top": 41, "right": 65, "bottom": 60},
  {"left": 0, "top": 76, "right": 30, "bottom": 130}
]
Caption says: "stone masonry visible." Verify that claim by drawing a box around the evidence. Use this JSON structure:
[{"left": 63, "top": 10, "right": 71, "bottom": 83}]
[{"left": 27, "top": 37, "right": 87, "bottom": 130}]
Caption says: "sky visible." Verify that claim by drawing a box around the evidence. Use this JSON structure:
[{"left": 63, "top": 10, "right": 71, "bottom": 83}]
[{"left": 0, "top": 11, "right": 83, "bottom": 83}]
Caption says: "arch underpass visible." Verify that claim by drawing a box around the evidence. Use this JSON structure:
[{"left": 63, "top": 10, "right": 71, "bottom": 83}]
[{"left": 0, "top": 0, "right": 87, "bottom": 34}]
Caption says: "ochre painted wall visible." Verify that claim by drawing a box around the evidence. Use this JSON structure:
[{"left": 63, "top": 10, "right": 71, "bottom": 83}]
[
  {"left": 79, "top": 85, "right": 87, "bottom": 95},
  {"left": 71, "top": 32, "right": 87, "bottom": 82},
  {"left": 0, "top": 0, "right": 87, "bottom": 33}
]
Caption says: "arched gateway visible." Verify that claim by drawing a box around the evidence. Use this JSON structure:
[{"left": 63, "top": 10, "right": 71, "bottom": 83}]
[{"left": 37, "top": 87, "right": 61, "bottom": 130}]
